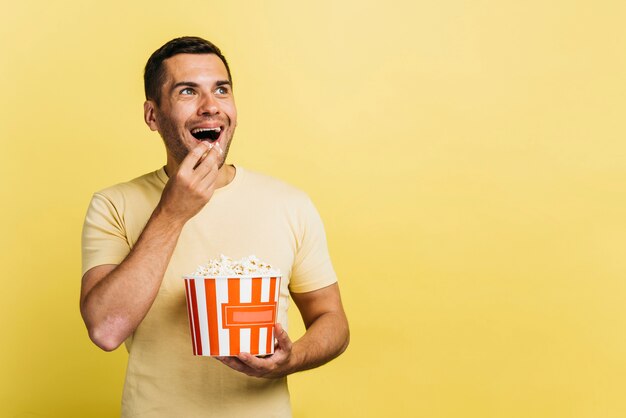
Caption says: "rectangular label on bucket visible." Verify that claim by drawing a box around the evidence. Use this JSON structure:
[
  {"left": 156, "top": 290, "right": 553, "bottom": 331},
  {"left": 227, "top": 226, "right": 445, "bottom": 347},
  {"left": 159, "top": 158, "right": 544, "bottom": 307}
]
[
  {"left": 223, "top": 304, "right": 277, "bottom": 328},
  {"left": 183, "top": 276, "right": 281, "bottom": 357}
]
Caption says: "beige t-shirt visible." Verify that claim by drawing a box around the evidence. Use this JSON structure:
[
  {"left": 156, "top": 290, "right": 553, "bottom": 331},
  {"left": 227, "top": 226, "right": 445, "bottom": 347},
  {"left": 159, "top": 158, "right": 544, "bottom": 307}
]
[{"left": 82, "top": 166, "right": 338, "bottom": 418}]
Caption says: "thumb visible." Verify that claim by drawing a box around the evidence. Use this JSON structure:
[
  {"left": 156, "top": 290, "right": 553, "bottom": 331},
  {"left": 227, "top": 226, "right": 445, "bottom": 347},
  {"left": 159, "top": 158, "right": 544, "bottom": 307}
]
[{"left": 274, "top": 323, "right": 292, "bottom": 349}]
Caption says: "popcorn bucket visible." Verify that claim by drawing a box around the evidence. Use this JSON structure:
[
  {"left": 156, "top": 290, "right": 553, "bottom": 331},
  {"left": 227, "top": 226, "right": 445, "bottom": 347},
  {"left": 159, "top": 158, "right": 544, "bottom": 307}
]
[{"left": 182, "top": 276, "right": 281, "bottom": 356}]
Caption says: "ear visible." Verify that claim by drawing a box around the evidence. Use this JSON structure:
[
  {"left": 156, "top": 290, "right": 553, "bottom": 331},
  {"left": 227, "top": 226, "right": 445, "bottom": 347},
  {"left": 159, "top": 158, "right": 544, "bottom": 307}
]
[{"left": 143, "top": 100, "right": 159, "bottom": 131}]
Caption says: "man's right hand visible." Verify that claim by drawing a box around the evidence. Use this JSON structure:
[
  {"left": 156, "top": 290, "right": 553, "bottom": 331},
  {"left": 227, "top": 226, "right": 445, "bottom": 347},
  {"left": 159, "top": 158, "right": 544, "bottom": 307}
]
[
  {"left": 80, "top": 141, "right": 224, "bottom": 351},
  {"left": 157, "top": 141, "right": 223, "bottom": 223}
]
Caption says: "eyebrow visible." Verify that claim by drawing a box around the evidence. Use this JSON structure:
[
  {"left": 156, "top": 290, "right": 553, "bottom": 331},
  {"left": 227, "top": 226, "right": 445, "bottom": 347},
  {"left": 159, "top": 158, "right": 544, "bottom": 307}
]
[
  {"left": 170, "top": 80, "right": 232, "bottom": 94},
  {"left": 170, "top": 81, "right": 198, "bottom": 94}
]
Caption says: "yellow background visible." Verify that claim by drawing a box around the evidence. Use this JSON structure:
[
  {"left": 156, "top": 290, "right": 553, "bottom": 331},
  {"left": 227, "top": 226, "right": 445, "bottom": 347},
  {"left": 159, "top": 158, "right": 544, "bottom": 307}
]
[{"left": 1, "top": 0, "right": 625, "bottom": 417}]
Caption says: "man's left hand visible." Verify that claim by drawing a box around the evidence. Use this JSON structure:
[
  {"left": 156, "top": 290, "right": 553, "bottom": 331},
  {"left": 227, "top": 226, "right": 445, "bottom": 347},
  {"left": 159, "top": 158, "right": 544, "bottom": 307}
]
[{"left": 216, "top": 323, "right": 294, "bottom": 379}]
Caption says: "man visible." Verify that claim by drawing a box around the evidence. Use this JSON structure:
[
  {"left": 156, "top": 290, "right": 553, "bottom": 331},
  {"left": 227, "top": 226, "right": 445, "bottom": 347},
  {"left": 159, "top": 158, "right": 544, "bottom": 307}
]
[{"left": 80, "top": 36, "right": 349, "bottom": 417}]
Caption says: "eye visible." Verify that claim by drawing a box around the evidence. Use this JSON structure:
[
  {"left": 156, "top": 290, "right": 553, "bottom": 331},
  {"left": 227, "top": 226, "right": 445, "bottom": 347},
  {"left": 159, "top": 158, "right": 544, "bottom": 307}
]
[
  {"left": 180, "top": 87, "right": 195, "bottom": 95},
  {"left": 215, "top": 86, "right": 230, "bottom": 95}
]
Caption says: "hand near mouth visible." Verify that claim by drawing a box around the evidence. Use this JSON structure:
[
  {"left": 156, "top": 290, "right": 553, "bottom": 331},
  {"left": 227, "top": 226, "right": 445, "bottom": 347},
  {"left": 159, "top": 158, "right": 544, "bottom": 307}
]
[
  {"left": 194, "top": 141, "right": 223, "bottom": 169},
  {"left": 157, "top": 141, "right": 224, "bottom": 224}
]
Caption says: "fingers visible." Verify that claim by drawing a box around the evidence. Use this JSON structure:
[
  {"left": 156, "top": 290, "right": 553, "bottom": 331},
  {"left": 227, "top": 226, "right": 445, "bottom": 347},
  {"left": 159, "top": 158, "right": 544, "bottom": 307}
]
[
  {"left": 216, "top": 355, "right": 269, "bottom": 378},
  {"left": 180, "top": 142, "right": 212, "bottom": 173},
  {"left": 216, "top": 356, "right": 249, "bottom": 374},
  {"left": 216, "top": 354, "right": 273, "bottom": 378},
  {"left": 179, "top": 142, "right": 224, "bottom": 174},
  {"left": 194, "top": 142, "right": 224, "bottom": 171},
  {"left": 236, "top": 352, "right": 266, "bottom": 369},
  {"left": 193, "top": 147, "right": 211, "bottom": 170},
  {"left": 195, "top": 146, "right": 222, "bottom": 182}
]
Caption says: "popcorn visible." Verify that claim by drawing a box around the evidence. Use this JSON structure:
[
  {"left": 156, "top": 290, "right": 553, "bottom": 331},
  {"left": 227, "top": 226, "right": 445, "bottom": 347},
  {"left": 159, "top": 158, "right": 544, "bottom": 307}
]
[{"left": 190, "top": 255, "right": 280, "bottom": 277}]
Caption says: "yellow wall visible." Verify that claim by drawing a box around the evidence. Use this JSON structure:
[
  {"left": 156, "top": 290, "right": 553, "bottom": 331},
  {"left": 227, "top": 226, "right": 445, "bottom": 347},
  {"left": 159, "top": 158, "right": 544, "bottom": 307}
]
[{"left": 2, "top": 0, "right": 625, "bottom": 416}]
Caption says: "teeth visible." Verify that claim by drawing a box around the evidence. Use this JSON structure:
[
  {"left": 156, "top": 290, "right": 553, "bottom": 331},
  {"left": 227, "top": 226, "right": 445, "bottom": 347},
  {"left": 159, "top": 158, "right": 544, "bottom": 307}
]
[{"left": 191, "top": 127, "right": 221, "bottom": 134}]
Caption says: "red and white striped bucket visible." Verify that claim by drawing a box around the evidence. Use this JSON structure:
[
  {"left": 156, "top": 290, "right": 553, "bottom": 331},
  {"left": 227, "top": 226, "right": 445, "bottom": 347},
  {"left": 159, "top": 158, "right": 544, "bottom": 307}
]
[{"left": 182, "top": 276, "right": 281, "bottom": 356}]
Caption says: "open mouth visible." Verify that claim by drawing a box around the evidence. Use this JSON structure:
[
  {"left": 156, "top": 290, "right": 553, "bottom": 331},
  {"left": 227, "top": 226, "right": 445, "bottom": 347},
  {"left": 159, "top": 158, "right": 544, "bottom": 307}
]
[{"left": 191, "top": 127, "right": 221, "bottom": 142}]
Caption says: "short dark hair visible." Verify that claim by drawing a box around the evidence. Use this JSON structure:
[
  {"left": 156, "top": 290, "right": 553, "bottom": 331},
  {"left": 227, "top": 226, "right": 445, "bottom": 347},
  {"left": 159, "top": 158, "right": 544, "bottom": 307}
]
[{"left": 144, "top": 36, "right": 232, "bottom": 104}]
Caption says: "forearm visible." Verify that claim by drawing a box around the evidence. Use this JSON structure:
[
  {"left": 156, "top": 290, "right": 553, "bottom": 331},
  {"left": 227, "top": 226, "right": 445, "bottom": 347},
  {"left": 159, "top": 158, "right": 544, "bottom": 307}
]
[
  {"left": 81, "top": 206, "right": 185, "bottom": 350},
  {"left": 288, "top": 310, "right": 350, "bottom": 374}
]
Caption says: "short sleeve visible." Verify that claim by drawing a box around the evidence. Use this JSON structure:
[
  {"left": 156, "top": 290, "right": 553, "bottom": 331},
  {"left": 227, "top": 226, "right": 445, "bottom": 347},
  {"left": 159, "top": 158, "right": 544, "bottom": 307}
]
[
  {"left": 81, "top": 193, "right": 130, "bottom": 276},
  {"left": 289, "top": 197, "right": 338, "bottom": 293}
]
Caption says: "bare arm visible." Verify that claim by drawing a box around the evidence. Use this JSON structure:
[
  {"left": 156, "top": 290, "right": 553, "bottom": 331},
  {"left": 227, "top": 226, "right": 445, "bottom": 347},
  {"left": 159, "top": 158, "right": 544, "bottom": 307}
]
[
  {"left": 80, "top": 142, "right": 220, "bottom": 351},
  {"left": 218, "top": 283, "right": 349, "bottom": 378},
  {"left": 288, "top": 283, "right": 350, "bottom": 370}
]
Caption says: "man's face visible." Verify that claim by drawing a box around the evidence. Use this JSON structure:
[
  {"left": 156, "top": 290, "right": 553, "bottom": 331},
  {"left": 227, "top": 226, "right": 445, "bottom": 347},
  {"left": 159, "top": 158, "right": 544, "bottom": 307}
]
[{"left": 144, "top": 53, "right": 237, "bottom": 169}]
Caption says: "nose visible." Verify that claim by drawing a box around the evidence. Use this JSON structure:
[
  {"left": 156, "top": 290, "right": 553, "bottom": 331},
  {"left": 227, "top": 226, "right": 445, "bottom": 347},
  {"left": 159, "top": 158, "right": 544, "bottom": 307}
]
[{"left": 198, "top": 93, "right": 219, "bottom": 116}]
